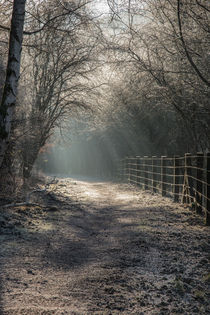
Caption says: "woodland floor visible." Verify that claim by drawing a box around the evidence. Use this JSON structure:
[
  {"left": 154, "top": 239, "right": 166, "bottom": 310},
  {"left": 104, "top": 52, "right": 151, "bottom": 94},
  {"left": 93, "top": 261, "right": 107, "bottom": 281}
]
[{"left": 0, "top": 176, "right": 209, "bottom": 315}]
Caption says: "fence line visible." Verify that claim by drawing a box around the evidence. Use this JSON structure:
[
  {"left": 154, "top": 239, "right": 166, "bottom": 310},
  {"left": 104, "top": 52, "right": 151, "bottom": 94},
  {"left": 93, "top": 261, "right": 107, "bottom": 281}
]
[{"left": 116, "top": 152, "right": 210, "bottom": 226}]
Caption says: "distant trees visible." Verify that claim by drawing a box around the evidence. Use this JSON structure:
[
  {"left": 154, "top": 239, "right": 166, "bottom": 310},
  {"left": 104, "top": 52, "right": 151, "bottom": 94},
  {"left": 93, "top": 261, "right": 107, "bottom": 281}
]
[
  {"left": 0, "top": 0, "right": 101, "bottom": 181},
  {"left": 99, "top": 0, "right": 210, "bottom": 156},
  {"left": 0, "top": 0, "right": 209, "bottom": 182},
  {"left": 18, "top": 0, "right": 99, "bottom": 178}
]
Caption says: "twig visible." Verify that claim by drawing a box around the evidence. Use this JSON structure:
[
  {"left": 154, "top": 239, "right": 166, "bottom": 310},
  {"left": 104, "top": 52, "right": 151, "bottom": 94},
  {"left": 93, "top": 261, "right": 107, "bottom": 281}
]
[{"left": 2, "top": 202, "right": 40, "bottom": 209}]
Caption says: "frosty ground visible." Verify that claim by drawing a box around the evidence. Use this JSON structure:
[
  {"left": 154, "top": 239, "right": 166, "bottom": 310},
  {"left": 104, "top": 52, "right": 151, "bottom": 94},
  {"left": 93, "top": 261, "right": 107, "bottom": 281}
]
[{"left": 0, "top": 177, "right": 209, "bottom": 314}]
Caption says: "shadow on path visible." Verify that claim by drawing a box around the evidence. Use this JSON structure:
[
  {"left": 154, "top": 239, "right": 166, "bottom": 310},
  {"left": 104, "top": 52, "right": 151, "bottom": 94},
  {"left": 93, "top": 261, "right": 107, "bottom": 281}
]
[
  {"left": 0, "top": 178, "right": 209, "bottom": 314},
  {"left": 0, "top": 241, "right": 4, "bottom": 314},
  {"left": 39, "top": 192, "right": 155, "bottom": 272}
]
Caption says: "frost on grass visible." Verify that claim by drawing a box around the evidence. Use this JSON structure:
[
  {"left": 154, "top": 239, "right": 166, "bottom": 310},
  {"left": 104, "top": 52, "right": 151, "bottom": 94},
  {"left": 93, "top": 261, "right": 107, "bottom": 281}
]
[{"left": 0, "top": 178, "right": 209, "bottom": 314}]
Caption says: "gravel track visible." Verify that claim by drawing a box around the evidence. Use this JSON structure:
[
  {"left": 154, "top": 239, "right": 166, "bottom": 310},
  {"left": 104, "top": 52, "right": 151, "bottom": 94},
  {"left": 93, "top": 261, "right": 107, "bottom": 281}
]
[{"left": 0, "top": 177, "right": 209, "bottom": 314}]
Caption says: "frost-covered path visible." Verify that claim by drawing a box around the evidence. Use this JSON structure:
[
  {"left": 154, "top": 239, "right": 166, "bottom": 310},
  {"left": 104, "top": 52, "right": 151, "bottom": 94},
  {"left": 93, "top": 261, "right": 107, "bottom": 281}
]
[{"left": 0, "top": 178, "right": 209, "bottom": 314}]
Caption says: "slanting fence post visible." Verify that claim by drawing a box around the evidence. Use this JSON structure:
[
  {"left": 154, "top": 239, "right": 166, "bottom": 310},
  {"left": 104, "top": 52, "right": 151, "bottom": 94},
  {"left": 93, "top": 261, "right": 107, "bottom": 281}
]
[
  {"left": 206, "top": 152, "right": 210, "bottom": 226},
  {"left": 152, "top": 156, "right": 157, "bottom": 193},
  {"left": 196, "top": 152, "right": 204, "bottom": 214},
  {"left": 173, "top": 155, "right": 179, "bottom": 202},
  {"left": 144, "top": 156, "right": 148, "bottom": 190},
  {"left": 161, "top": 156, "right": 167, "bottom": 196}
]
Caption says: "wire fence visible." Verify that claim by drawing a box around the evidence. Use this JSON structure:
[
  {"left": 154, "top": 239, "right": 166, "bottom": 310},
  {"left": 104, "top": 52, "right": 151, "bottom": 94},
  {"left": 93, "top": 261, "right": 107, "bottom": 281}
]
[{"left": 116, "top": 152, "right": 210, "bottom": 226}]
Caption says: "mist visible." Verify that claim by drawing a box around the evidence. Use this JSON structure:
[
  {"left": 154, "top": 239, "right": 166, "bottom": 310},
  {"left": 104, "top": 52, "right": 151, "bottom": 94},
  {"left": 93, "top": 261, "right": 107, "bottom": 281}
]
[
  {"left": 1, "top": 1, "right": 210, "bottom": 313},
  {"left": 36, "top": 132, "right": 119, "bottom": 178}
]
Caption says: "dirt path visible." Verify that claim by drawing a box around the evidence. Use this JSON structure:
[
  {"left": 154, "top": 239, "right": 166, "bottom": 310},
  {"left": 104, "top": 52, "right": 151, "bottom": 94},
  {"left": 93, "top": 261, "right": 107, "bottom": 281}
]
[{"left": 0, "top": 177, "right": 209, "bottom": 314}]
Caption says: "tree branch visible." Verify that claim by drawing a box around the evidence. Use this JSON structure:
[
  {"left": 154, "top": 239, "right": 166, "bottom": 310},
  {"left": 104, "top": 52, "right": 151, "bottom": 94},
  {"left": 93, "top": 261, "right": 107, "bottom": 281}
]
[
  {"left": 0, "top": 2, "right": 89, "bottom": 36},
  {"left": 177, "top": 0, "right": 210, "bottom": 87}
]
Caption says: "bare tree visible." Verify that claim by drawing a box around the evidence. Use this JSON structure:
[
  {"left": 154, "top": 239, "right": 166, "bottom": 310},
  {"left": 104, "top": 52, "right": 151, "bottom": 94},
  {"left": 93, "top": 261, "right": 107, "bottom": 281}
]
[
  {"left": 103, "top": 0, "right": 210, "bottom": 152},
  {"left": 0, "top": 0, "right": 26, "bottom": 168},
  {"left": 15, "top": 0, "right": 101, "bottom": 178}
]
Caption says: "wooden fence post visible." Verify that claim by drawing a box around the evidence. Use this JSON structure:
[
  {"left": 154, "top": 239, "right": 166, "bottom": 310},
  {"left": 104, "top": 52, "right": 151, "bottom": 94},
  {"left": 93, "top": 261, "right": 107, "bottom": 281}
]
[
  {"left": 130, "top": 158, "right": 132, "bottom": 184},
  {"left": 144, "top": 156, "right": 148, "bottom": 190},
  {"left": 187, "top": 153, "right": 194, "bottom": 205},
  {"left": 206, "top": 152, "right": 210, "bottom": 226},
  {"left": 139, "top": 157, "right": 143, "bottom": 187},
  {"left": 152, "top": 156, "right": 157, "bottom": 193},
  {"left": 127, "top": 158, "right": 131, "bottom": 183},
  {"left": 133, "top": 157, "right": 136, "bottom": 184},
  {"left": 182, "top": 154, "right": 187, "bottom": 204},
  {"left": 115, "top": 159, "right": 117, "bottom": 179},
  {"left": 196, "top": 152, "right": 204, "bottom": 214},
  {"left": 120, "top": 159, "right": 123, "bottom": 181},
  {"left": 122, "top": 159, "right": 124, "bottom": 181},
  {"left": 161, "top": 156, "right": 167, "bottom": 196},
  {"left": 136, "top": 156, "right": 140, "bottom": 187},
  {"left": 124, "top": 158, "right": 127, "bottom": 181},
  {"left": 125, "top": 158, "right": 128, "bottom": 182},
  {"left": 173, "top": 155, "right": 179, "bottom": 202},
  {"left": 135, "top": 157, "right": 138, "bottom": 185},
  {"left": 182, "top": 153, "right": 193, "bottom": 205},
  {"left": 134, "top": 157, "right": 137, "bottom": 185}
]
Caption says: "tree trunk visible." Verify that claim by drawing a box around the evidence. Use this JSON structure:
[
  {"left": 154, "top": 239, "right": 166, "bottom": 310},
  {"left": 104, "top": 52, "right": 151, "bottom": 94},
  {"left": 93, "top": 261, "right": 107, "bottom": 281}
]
[
  {"left": 22, "top": 135, "right": 43, "bottom": 179},
  {"left": 0, "top": 0, "right": 26, "bottom": 168},
  {"left": 23, "top": 150, "right": 39, "bottom": 179}
]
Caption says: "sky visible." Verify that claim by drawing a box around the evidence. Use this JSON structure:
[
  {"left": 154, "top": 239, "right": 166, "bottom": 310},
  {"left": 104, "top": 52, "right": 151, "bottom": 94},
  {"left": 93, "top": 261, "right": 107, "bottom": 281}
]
[{"left": 91, "top": 0, "right": 110, "bottom": 15}]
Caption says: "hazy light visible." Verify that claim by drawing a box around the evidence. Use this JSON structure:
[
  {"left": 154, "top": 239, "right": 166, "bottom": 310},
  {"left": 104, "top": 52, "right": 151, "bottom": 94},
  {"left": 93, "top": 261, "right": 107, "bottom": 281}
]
[{"left": 91, "top": 0, "right": 110, "bottom": 15}]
